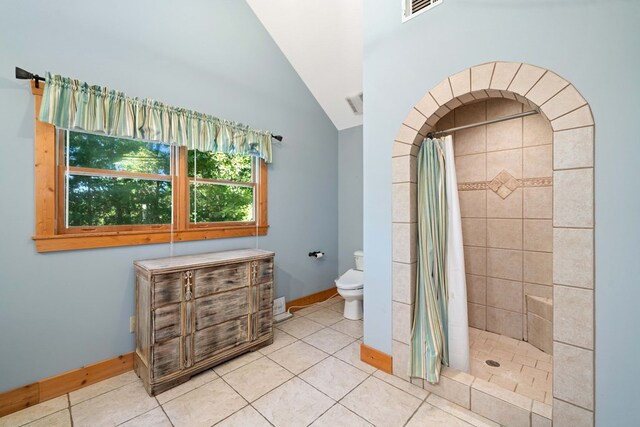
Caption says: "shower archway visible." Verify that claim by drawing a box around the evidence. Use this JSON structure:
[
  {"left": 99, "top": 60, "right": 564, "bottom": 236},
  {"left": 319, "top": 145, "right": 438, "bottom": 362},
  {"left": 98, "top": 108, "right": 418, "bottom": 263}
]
[{"left": 391, "top": 61, "right": 595, "bottom": 425}]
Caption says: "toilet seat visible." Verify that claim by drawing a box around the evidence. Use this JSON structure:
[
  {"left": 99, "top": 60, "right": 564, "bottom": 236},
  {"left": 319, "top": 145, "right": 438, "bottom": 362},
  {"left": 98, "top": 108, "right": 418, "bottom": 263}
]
[{"left": 335, "top": 269, "right": 363, "bottom": 290}]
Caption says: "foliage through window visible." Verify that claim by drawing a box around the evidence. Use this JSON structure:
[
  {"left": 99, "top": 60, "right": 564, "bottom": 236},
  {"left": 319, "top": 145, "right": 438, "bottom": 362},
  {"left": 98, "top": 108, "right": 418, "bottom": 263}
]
[
  {"left": 188, "top": 151, "right": 255, "bottom": 224},
  {"left": 59, "top": 130, "right": 262, "bottom": 231},
  {"left": 63, "top": 132, "right": 173, "bottom": 227}
]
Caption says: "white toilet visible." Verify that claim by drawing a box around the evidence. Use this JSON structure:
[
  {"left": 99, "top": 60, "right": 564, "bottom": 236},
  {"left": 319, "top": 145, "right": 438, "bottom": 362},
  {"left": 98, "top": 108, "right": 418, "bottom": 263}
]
[{"left": 335, "top": 250, "right": 364, "bottom": 320}]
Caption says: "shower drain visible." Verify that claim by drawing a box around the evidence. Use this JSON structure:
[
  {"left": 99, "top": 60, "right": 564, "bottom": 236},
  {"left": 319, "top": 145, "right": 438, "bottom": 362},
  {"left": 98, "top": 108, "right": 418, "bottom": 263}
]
[{"left": 485, "top": 359, "right": 501, "bottom": 367}]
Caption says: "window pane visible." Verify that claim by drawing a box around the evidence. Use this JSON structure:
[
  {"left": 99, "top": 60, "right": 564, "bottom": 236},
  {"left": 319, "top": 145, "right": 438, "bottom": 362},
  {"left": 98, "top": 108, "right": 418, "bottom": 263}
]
[
  {"left": 190, "top": 183, "right": 254, "bottom": 223},
  {"left": 188, "top": 150, "right": 252, "bottom": 183},
  {"left": 67, "top": 175, "right": 172, "bottom": 226},
  {"left": 66, "top": 131, "right": 171, "bottom": 175}
]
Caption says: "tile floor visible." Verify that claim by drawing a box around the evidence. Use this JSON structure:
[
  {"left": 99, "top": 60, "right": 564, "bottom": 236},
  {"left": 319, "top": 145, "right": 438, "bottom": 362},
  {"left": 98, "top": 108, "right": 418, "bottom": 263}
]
[
  {"left": 0, "top": 297, "right": 500, "bottom": 427},
  {"left": 469, "top": 327, "right": 553, "bottom": 405}
]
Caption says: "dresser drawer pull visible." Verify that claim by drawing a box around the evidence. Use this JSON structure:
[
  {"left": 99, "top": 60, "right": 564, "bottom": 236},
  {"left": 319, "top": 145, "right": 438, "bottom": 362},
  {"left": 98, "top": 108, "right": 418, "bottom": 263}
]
[{"left": 184, "top": 271, "right": 193, "bottom": 301}]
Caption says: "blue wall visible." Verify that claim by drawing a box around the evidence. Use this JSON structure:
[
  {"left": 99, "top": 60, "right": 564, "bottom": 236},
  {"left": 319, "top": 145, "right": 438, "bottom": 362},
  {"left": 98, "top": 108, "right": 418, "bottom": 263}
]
[
  {"left": 363, "top": 0, "right": 640, "bottom": 424},
  {"left": 338, "top": 125, "right": 364, "bottom": 274},
  {"left": 0, "top": 0, "right": 338, "bottom": 392}
]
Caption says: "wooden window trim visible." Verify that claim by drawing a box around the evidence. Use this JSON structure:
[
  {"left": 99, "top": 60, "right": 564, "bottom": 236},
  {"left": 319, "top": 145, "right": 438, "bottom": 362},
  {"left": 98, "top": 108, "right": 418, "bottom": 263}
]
[{"left": 31, "top": 82, "right": 268, "bottom": 252}]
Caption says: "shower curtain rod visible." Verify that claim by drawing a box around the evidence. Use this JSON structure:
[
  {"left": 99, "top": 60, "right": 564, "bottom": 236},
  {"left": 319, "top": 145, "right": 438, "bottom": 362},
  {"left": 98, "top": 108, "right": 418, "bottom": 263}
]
[
  {"left": 14, "top": 67, "right": 284, "bottom": 142},
  {"left": 426, "top": 109, "right": 539, "bottom": 138}
]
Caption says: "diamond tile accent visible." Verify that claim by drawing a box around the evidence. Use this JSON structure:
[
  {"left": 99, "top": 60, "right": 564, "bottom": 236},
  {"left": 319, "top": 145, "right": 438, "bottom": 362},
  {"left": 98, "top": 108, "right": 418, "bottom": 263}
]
[{"left": 489, "top": 170, "right": 520, "bottom": 199}]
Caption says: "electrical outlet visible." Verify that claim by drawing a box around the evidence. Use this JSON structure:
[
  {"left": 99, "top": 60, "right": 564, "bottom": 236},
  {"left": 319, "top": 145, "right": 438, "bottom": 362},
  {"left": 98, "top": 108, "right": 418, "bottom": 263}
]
[
  {"left": 273, "top": 297, "right": 286, "bottom": 315},
  {"left": 129, "top": 316, "right": 136, "bottom": 333}
]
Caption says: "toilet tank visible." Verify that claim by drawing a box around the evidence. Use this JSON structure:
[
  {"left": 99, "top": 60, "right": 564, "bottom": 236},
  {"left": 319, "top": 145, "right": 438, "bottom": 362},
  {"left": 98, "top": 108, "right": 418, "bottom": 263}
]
[{"left": 354, "top": 250, "right": 364, "bottom": 270}]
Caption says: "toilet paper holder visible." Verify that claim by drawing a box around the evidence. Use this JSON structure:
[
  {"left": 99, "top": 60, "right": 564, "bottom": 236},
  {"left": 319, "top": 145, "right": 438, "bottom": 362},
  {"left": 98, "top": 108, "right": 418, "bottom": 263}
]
[{"left": 308, "top": 251, "right": 325, "bottom": 258}]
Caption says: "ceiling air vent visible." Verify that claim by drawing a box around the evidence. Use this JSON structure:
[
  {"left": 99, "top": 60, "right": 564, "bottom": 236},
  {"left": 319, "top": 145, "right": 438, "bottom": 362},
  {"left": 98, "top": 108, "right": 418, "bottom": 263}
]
[
  {"left": 346, "top": 92, "right": 363, "bottom": 115},
  {"left": 403, "top": 0, "right": 442, "bottom": 22}
]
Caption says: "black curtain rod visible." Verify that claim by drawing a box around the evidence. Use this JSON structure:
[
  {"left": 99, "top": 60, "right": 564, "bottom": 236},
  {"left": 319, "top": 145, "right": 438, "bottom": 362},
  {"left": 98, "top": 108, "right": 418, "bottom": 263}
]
[{"left": 15, "top": 66, "right": 284, "bottom": 142}]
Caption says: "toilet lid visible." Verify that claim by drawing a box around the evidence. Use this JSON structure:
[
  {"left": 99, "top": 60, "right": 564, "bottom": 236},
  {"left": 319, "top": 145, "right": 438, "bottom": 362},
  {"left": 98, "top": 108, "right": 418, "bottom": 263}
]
[{"left": 336, "top": 269, "right": 364, "bottom": 290}]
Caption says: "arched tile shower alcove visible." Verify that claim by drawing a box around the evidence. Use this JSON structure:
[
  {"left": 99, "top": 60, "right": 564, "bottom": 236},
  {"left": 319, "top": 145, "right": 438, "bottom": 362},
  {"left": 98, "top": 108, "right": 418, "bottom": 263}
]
[{"left": 391, "top": 62, "right": 595, "bottom": 426}]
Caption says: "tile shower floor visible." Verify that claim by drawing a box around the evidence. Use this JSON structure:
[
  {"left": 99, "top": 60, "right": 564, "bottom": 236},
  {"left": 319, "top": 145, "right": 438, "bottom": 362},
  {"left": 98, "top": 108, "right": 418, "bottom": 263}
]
[
  {"left": 469, "top": 327, "right": 553, "bottom": 405},
  {"left": 1, "top": 297, "right": 500, "bottom": 427}
]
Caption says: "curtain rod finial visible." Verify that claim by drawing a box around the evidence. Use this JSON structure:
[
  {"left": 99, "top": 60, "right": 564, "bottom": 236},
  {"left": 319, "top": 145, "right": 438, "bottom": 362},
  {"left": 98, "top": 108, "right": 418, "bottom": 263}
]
[
  {"left": 271, "top": 134, "right": 283, "bottom": 142},
  {"left": 15, "top": 67, "right": 34, "bottom": 80}
]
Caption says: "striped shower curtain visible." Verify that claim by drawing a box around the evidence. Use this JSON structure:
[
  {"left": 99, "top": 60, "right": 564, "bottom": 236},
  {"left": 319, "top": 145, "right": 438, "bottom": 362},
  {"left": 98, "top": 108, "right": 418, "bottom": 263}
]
[{"left": 409, "top": 135, "right": 469, "bottom": 384}]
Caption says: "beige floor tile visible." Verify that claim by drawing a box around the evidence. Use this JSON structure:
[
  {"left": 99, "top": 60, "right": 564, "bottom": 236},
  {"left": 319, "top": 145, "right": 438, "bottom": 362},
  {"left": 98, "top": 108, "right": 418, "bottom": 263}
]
[
  {"left": 71, "top": 382, "right": 157, "bottom": 427},
  {"left": 0, "top": 395, "right": 68, "bottom": 427},
  {"left": 119, "top": 407, "right": 172, "bottom": 427},
  {"left": 292, "top": 304, "right": 323, "bottom": 316},
  {"left": 317, "top": 295, "right": 343, "bottom": 307},
  {"left": 162, "top": 379, "right": 246, "bottom": 427},
  {"left": 341, "top": 376, "right": 422, "bottom": 427},
  {"left": 328, "top": 300, "right": 346, "bottom": 314},
  {"left": 276, "top": 317, "right": 324, "bottom": 339},
  {"left": 156, "top": 369, "right": 218, "bottom": 404},
  {"left": 330, "top": 319, "right": 363, "bottom": 338},
  {"left": 333, "top": 341, "right": 377, "bottom": 374},
  {"left": 305, "top": 308, "right": 344, "bottom": 326},
  {"left": 310, "top": 404, "right": 372, "bottom": 426},
  {"left": 532, "top": 376, "right": 552, "bottom": 393},
  {"left": 268, "top": 341, "right": 328, "bottom": 374},
  {"left": 302, "top": 327, "right": 355, "bottom": 354},
  {"left": 223, "top": 357, "right": 293, "bottom": 402},
  {"left": 258, "top": 329, "right": 298, "bottom": 355},
  {"left": 373, "top": 370, "right": 429, "bottom": 399},
  {"left": 489, "top": 374, "right": 517, "bottom": 391},
  {"left": 426, "top": 394, "right": 500, "bottom": 427},
  {"left": 406, "top": 402, "right": 473, "bottom": 426},
  {"left": 213, "top": 350, "right": 263, "bottom": 376},
  {"left": 253, "top": 378, "right": 334, "bottom": 427},
  {"left": 470, "top": 360, "right": 492, "bottom": 382},
  {"left": 522, "top": 365, "right": 548, "bottom": 383},
  {"left": 22, "top": 409, "right": 71, "bottom": 427},
  {"left": 69, "top": 371, "right": 139, "bottom": 405},
  {"left": 299, "top": 356, "right": 368, "bottom": 400},
  {"left": 536, "top": 360, "right": 552, "bottom": 373},
  {"left": 513, "top": 354, "right": 537, "bottom": 368},
  {"left": 214, "top": 405, "right": 271, "bottom": 427},
  {"left": 516, "top": 383, "right": 546, "bottom": 402}
]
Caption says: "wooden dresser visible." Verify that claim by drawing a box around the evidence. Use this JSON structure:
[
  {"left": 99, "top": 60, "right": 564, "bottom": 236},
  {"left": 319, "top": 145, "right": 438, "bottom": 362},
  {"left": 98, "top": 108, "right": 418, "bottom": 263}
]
[{"left": 133, "top": 249, "right": 274, "bottom": 395}]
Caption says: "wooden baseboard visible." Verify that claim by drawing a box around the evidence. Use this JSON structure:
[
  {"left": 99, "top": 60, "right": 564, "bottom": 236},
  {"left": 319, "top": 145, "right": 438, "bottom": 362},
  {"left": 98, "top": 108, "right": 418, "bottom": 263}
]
[
  {"left": 360, "top": 343, "right": 393, "bottom": 374},
  {"left": 286, "top": 286, "right": 338, "bottom": 312},
  {"left": 0, "top": 353, "right": 133, "bottom": 417}
]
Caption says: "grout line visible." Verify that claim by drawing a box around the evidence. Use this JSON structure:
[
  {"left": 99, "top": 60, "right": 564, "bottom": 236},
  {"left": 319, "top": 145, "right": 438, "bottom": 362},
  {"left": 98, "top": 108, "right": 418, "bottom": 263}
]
[
  {"left": 157, "top": 401, "right": 175, "bottom": 427},
  {"left": 67, "top": 372, "right": 139, "bottom": 407}
]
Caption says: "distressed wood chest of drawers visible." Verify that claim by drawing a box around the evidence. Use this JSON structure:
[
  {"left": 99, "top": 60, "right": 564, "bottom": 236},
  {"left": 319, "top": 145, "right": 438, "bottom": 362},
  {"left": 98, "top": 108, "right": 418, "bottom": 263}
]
[{"left": 133, "top": 249, "right": 274, "bottom": 395}]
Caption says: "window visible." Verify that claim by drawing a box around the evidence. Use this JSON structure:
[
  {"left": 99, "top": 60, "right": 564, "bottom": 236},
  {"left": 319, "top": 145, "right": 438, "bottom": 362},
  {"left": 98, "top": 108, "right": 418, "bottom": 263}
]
[{"left": 32, "top": 84, "right": 268, "bottom": 252}]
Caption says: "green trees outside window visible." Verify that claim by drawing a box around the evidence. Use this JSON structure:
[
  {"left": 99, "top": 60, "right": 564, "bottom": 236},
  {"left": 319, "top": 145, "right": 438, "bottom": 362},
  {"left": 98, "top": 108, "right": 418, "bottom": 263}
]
[{"left": 63, "top": 131, "right": 256, "bottom": 228}]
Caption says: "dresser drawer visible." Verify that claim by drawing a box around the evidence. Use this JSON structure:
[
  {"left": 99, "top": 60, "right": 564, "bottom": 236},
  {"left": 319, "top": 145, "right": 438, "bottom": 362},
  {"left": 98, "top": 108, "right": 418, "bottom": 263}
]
[
  {"left": 195, "top": 288, "right": 249, "bottom": 331},
  {"left": 194, "top": 263, "right": 248, "bottom": 298},
  {"left": 253, "top": 282, "right": 273, "bottom": 312},
  {"left": 152, "top": 336, "right": 181, "bottom": 380},
  {"left": 194, "top": 317, "right": 249, "bottom": 362},
  {"left": 252, "top": 308, "right": 273, "bottom": 340},
  {"left": 256, "top": 259, "right": 273, "bottom": 285},
  {"left": 153, "top": 272, "right": 183, "bottom": 306},
  {"left": 153, "top": 303, "right": 181, "bottom": 343}
]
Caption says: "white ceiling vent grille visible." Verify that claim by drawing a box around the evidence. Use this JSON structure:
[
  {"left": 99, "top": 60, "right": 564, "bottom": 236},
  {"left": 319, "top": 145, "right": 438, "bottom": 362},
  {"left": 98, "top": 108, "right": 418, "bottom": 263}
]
[
  {"left": 403, "top": 0, "right": 442, "bottom": 22},
  {"left": 346, "top": 92, "right": 363, "bottom": 115}
]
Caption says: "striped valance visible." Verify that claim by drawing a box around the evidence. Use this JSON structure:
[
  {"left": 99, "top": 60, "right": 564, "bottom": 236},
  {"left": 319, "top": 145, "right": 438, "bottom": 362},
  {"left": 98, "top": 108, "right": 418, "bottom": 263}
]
[{"left": 38, "top": 72, "right": 273, "bottom": 163}]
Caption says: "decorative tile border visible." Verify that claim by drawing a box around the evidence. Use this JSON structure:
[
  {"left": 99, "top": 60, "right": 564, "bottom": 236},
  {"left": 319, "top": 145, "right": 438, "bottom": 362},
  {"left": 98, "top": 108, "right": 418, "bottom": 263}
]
[
  {"left": 458, "top": 176, "right": 552, "bottom": 191},
  {"left": 390, "top": 61, "right": 595, "bottom": 425}
]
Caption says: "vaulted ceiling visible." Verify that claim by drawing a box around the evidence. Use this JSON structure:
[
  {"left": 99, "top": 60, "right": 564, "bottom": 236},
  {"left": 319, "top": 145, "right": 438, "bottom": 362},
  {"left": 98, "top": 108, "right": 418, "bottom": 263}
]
[{"left": 246, "top": 0, "right": 363, "bottom": 131}]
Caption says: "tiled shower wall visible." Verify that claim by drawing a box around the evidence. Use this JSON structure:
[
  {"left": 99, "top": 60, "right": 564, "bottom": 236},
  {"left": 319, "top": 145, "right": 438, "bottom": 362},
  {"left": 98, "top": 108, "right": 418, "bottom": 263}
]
[{"left": 436, "top": 99, "right": 553, "bottom": 340}]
